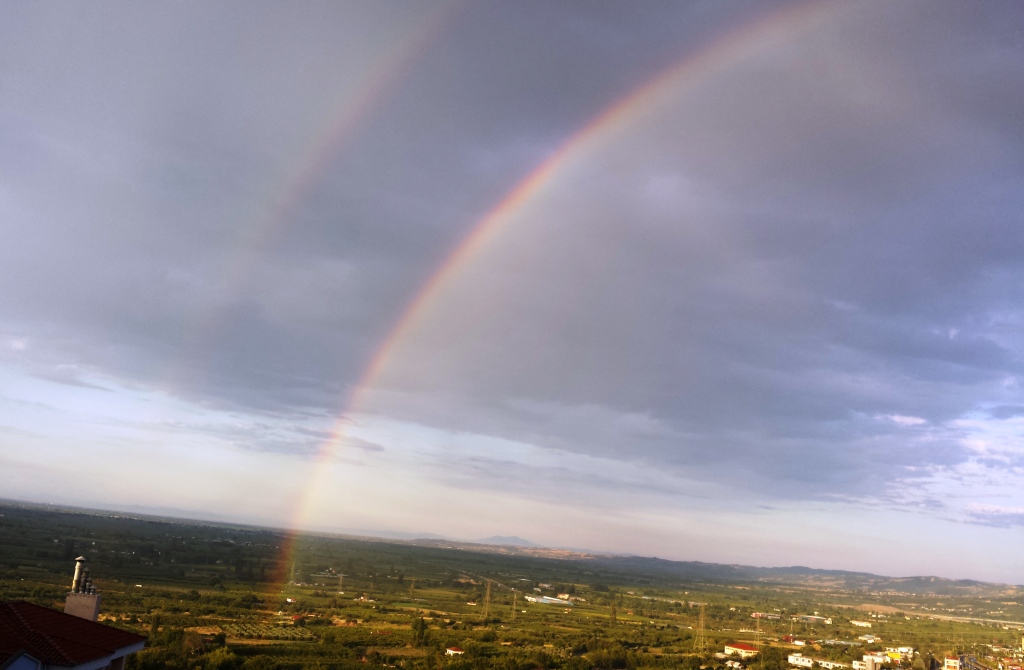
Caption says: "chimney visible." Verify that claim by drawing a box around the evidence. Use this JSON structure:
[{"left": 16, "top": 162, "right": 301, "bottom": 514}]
[{"left": 64, "top": 557, "right": 102, "bottom": 621}]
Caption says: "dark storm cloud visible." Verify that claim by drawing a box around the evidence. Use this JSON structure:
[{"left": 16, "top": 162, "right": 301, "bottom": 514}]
[{"left": 2, "top": 1, "right": 1024, "bottom": 508}]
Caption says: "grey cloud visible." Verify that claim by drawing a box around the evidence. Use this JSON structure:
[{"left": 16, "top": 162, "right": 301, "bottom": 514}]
[
  {"left": 31, "top": 369, "right": 112, "bottom": 392},
  {"left": 989, "top": 405, "right": 1024, "bottom": 419},
  {"left": 363, "top": 1, "right": 1024, "bottom": 500},
  {"left": 966, "top": 505, "right": 1024, "bottom": 529},
  {"left": 2, "top": 1, "right": 1024, "bottom": 511},
  {"left": 345, "top": 438, "right": 386, "bottom": 453}
]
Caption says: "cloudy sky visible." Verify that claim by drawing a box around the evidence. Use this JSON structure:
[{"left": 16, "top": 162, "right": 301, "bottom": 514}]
[{"left": 2, "top": 1, "right": 1024, "bottom": 582}]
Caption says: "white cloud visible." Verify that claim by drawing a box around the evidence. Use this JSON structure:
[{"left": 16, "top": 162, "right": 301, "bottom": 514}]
[{"left": 882, "top": 414, "right": 927, "bottom": 426}]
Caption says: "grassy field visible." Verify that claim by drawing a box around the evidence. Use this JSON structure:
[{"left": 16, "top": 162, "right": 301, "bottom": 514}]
[{"left": 1, "top": 501, "right": 1021, "bottom": 670}]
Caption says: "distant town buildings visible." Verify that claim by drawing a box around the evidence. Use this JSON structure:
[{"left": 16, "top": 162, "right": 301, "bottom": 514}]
[
  {"left": 789, "top": 653, "right": 848, "bottom": 669},
  {"left": 888, "top": 648, "right": 914, "bottom": 658},
  {"left": 752, "top": 612, "right": 782, "bottom": 620},
  {"left": 851, "top": 649, "right": 918, "bottom": 670}
]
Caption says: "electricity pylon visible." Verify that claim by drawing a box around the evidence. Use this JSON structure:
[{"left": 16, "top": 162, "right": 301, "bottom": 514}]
[{"left": 694, "top": 603, "right": 708, "bottom": 654}]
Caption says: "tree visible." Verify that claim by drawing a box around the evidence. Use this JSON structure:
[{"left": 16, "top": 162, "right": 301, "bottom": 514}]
[
  {"left": 412, "top": 616, "right": 428, "bottom": 647},
  {"left": 205, "top": 647, "right": 240, "bottom": 670}
]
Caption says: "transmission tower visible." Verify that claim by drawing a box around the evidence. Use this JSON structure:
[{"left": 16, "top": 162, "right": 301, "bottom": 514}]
[
  {"left": 694, "top": 603, "right": 708, "bottom": 654},
  {"left": 484, "top": 579, "right": 492, "bottom": 619},
  {"left": 511, "top": 591, "right": 517, "bottom": 623}
]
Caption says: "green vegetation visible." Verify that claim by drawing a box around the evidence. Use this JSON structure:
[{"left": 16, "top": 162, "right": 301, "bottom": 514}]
[{"left": 1, "top": 502, "right": 1022, "bottom": 670}]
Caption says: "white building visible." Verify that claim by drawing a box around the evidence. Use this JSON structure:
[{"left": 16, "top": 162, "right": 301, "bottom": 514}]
[
  {"left": 789, "top": 654, "right": 849, "bottom": 670},
  {"left": 726, "top": 644, "right": 760, "bottom": 659},
  {"left": 851, "top": 620, "right": 872, "bottom": 628},
  {"left": 887, "top": 648, "right": 914, "bottom": 658}
]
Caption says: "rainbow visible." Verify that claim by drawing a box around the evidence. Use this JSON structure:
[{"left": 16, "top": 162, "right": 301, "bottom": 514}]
[
  {"left": 271, "top": 0, "right": 841, "bottom": 588},
  {"left": 171, "top": 3, "right": 457, "bottom": 393}
]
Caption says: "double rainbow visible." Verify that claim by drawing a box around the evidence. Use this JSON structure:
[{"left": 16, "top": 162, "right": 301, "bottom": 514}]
[{"left": 271, "top": 0, "right": 840, "bottom": 587}]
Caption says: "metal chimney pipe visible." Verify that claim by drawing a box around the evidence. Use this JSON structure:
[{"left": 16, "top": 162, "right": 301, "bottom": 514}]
[{"left": 72, "top": 556, "right": 85, "bottom": 593}]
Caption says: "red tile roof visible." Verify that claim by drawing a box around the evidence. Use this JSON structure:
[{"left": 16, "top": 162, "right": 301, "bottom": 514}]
[{"left": 0, "top": 601, "right": 145, "bottom": 667}]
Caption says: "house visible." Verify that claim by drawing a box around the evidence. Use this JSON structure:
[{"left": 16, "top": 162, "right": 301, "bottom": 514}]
[
  {"left": 851, "top": 621, "right": 872, "bottom": 628},
  {"left": 0, "top": 558, "right": 145, "bottom": 670},
  {"left": 945, "top": 658, "right": 961, "bottom": 670},
  {"left": 446, "top": 647, "right": 464, "bottom": 656},
  {"left": 0, "top": 601, "right": 145, "bottom": 670},
  {"left": 793, "top": 615, "right": 832, "bottom": 625},
  {"left": 725, "top": 644, "right": 760, "bottom": 659}
]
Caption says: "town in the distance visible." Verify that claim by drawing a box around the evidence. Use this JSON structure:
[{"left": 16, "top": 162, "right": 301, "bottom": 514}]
[{"left": 1, "top": 502, "right": 1021, "bottom": 670}]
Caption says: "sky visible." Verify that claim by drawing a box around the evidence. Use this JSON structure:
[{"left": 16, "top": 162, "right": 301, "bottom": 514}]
[{"left": 2, "top": 1, "right": 1024, "bottom": 583}]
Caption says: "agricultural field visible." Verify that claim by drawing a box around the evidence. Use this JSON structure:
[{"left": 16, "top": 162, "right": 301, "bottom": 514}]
[{"left": 1, "top": 501, "right": 1021, "bottom": 670}]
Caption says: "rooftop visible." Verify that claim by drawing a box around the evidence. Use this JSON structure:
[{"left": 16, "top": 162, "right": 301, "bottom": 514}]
[{"left": 0, "top": 601, "right": 145, "bottom": 668}]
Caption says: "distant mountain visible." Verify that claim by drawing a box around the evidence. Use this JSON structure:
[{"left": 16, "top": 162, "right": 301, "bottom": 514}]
[
  {"left": 8, "top": 498, "right": 1015, "bottom": 595},
  {"left": 478, "top": 535, "right": 537, "bottom": 547},
  {"left": 588, "top": 555, "right": 1019, "bottom": 596}
]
